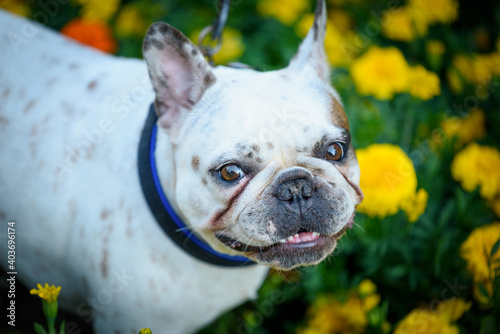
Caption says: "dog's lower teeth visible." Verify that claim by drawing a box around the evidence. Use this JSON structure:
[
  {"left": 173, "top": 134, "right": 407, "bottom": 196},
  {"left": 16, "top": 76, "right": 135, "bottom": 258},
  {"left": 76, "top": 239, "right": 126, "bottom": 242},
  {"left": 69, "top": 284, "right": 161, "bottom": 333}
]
[{"left": 278, "top": 239, "right": 287, "bottom": 243}]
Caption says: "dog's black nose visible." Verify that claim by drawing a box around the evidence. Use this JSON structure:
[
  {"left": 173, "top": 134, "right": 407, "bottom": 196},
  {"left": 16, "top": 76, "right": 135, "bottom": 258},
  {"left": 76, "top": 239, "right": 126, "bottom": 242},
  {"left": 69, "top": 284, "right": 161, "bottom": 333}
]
[{"left": 276, "top": 178, "right": 314, "bottom": 202}]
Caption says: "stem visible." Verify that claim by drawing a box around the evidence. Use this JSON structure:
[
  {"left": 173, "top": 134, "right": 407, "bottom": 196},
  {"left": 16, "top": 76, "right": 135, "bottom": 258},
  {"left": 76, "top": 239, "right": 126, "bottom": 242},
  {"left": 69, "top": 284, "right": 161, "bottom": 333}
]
[{"left": 401, "top": 99, "right": 416, "bottom": 152}]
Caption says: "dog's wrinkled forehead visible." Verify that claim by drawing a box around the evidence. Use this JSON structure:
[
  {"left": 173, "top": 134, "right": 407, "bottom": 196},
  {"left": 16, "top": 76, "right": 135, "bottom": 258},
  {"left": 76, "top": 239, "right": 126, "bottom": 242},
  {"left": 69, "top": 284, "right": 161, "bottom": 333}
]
[{"left": 179, "top": 67, "right": 349, "bottom": 157}]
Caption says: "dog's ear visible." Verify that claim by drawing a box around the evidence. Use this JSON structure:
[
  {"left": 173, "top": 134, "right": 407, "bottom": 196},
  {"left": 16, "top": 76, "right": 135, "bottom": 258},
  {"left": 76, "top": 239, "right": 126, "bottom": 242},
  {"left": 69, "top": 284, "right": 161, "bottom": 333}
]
[
  {"left": 287, "top": 0, "right": 329, "bottom": 82},
  {"left": 142, "top": 22, "right": 216, "bottom": 139}
]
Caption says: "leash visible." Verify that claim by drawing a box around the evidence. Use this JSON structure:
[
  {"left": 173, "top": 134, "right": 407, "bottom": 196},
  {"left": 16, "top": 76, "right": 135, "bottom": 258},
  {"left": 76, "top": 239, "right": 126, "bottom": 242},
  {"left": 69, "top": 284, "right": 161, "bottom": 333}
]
[
  {"left": 197, "top": 0, "right": 232, "bottom": 64},
  {"left": 138, "top": 104, "right": 255, "bottom": 267}
]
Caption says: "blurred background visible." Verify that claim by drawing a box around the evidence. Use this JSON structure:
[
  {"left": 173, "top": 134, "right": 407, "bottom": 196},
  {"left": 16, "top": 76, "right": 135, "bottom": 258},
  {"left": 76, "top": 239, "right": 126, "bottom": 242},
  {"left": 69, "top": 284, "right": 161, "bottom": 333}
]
[{"left": 1, "top": 0, "right": 499, "bottom": 333}]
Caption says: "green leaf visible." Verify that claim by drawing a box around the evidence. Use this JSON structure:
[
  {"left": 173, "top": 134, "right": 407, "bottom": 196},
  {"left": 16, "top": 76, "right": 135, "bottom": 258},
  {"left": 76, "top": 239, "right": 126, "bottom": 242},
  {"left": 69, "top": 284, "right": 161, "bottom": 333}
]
[
  {"left": 34, "top": 323, "right": 48, "bottom": 334},
  {"left": 477, "top": 282, "right": 490, "bottom": 299},
  {"left": 59, "top": 320, "right": 66, "bottom": 334},
  {"left": 490, "top": 238, "right": 500, "bottom": 258}
]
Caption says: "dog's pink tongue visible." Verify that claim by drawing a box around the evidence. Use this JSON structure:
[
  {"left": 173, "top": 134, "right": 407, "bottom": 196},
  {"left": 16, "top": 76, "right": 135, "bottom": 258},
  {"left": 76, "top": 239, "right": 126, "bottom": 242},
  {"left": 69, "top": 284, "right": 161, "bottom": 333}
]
[{"left": 287, "top": 232, "right": 319, "bottom": 244}]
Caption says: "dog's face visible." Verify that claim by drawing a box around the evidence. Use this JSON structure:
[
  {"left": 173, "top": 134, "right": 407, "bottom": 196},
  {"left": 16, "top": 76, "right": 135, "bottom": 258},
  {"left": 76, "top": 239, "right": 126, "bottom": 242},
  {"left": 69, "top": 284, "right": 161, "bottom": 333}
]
[{"left": 143, "top": 0, "right": 363, "bottom": 270}]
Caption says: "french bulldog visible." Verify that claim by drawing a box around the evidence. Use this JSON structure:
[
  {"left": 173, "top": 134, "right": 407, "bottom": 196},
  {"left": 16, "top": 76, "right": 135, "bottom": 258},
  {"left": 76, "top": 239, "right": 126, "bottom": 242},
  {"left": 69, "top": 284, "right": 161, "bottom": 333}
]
[{"left": 0, "top": 0, "right": 362, "bottom": 333}]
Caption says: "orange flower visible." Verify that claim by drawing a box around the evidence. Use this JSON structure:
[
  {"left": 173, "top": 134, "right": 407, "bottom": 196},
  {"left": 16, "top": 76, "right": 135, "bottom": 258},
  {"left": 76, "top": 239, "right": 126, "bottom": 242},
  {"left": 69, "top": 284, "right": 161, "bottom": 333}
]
[{"left": 61, "top": 19, "right": 117, "bottom": 54}]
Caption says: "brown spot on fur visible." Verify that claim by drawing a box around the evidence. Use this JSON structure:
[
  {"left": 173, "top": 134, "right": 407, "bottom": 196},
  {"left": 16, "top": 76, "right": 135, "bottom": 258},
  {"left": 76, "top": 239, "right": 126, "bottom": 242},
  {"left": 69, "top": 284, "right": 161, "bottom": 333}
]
[
  {"left": 331, "top": 95, "right": 349, "bottom": 130},
  {"left": 202, "top": 178, "right": 207, "bottom": 185},
  {"left": 88, "top": 80, "right": 97, "bottom": 91},
  {"left": 24, "top": 100, "right": 35, "bottom": 114},
  {"left": 204, "top": 73, "right": 215, "bottom": 86},
  {"left": 85, "top": 145, "right": 94, "bottom": 159},
  {"left": 101, "top": 208, "right": 109, "bottom": 220},
  {"left": 266, "top": 142, "right": 274, "bottom": 150},
  {"left": 191, "top": 156, "right": 200, "bottom": 171},
  {"left": 303, "top": 126, "right": 310, "bottom": 133},
  {"left": 251, "top": 144, "right": 260, "bottom": 152},
  {"left": 256, "top": 157, "right": 263, "bottom": 163},
  {"left": 2, "top": 88, "right": 11, "bottom": 98},
  {"left": 0, "top": 116, "right": 9, "bottom": 129},
  {"left": 150, "top": 38, "right": 164, "bottom": 50},
  {"left": 101, "top": 249, "right": 109, "bottom": 278},
  {"left": 191, "top": 47, "right": 197, "bottom": 56}
]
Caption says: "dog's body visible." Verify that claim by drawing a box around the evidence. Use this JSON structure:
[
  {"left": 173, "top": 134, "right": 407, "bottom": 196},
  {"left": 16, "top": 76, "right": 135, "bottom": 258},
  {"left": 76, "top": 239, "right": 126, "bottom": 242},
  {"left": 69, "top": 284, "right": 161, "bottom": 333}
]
[
  {"left": 0, "top": 10, "right": 268, "bottom": 333},
  {"left": 0, "top": 1, "right": 362, "bottom": 333}
]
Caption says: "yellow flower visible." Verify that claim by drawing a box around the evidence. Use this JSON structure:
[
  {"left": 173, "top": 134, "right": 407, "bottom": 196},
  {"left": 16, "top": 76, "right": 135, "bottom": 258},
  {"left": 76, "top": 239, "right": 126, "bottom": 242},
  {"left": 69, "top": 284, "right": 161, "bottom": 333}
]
[
  {"left": 489, "top": 197, "right": 500, "bottom": 218},
  {"left": 461, "top": 223, "right": 500, "bottom": 283},
  {"left": 408, "top": 65, "right": 441, "bottom": 100},
  {"left": 0, "top": 0, "right": 31, "bottom": 17},
  {"left": 76, "top": 0, "right": 120, "bottom": 23},
  {"left": 30, "top": 283, "right": 61, "bottom": 303},
  {"left": 258, "top": 0, "right": 309, "bottom": 25},
  {"left": 115, "top": 5, "right": 149, "bottom": 38},
  {"left": 394, "top": 299, "right": 471, "bottom": 334},
  {"left": 212, "top": 28, "right": 245, "bottom": 65},
  {"left": 426, "top": 40, "right": 446, "bottom": 71},
  {"left": 451, "top": 143, "right": 500, "bottom": 199},
  {"left": 452, "top": 53, "right": 495, "bottom": 85},
  {"left": 357, "top": 144, "right": 427, "bottom": 221},
  {"left": 401, "top": 188, "right": 429, "bottom": 222},
  {"left": 139, "top": 329, "right": 153, "bottom": 334},
  {"left": 298, "top": 280, "right": 380, "bottom": 334},
  {"left": 426, "top": 40, "right": 446, "bottom": 56},
  {"left": 382, "top": 8, "right": 416, "bottom": 42},
  {"left": 350, "top": 46, "right": 410, "bottom": 100},
  {"left": 441, "top": 108, "right": 486, "bottom": 146},
  {"left": 407, "top": 0, "right": 459, "bottom": 26}
]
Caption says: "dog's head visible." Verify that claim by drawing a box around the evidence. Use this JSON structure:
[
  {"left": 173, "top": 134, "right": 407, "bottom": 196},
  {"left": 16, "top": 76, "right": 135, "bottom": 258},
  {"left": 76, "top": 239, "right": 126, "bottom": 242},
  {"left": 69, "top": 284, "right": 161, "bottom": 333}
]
[{"left": 142, "top": 0, "right": 363, "bottom": 270}]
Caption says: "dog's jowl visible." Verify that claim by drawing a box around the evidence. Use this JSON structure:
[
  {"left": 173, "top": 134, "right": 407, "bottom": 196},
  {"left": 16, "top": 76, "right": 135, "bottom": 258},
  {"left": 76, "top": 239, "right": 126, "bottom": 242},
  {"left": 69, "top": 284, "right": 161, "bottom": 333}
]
[{"left": 0, "top": 0, "right": 362, "bottom": 333}]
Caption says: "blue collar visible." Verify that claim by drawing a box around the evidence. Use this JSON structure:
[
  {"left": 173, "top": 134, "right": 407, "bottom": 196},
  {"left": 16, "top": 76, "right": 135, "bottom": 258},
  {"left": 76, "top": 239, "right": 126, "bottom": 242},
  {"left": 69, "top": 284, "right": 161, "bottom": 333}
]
[{"left": 138, "top": 103, "right": 254, "bottom": 267}]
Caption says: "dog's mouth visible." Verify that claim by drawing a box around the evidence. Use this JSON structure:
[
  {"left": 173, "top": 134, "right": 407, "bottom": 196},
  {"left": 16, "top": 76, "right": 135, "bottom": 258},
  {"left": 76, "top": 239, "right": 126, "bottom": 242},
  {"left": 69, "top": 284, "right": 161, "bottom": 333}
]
[{"left": 216, "top": 214, "right": 355, "bottom": 254}]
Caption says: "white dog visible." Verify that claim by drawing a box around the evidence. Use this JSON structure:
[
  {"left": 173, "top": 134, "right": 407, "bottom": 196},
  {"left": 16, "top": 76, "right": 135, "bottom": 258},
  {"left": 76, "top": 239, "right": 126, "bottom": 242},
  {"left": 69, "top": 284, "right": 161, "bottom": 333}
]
[{"left": 0, "top": 1, "right": 362, "bottom": 333}]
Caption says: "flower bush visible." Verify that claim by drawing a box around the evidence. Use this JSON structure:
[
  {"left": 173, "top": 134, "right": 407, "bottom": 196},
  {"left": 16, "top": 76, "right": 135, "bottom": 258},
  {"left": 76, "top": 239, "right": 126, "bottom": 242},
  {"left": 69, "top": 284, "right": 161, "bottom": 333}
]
[{"left": 2, "top": 0, "right": 499, "bottom": 333}]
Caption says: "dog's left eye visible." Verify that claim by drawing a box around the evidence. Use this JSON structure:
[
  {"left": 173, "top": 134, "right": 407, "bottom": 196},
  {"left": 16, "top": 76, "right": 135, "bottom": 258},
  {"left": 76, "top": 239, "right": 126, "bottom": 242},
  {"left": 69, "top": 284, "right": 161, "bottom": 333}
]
[
  {"left": 219, "top": 164, "right": 245, "bottom": 182},
  {"left": 326, "top": 143, "right": 344, "bottom": 161}
]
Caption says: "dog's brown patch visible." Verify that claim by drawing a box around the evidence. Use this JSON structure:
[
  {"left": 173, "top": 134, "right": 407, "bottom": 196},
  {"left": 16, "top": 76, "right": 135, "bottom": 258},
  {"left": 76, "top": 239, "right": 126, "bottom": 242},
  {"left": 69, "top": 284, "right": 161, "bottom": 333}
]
[
  {"left": 2, "top": 88, "right": 11, "bottom": 99},
  {"left": 101, "top": 208, "right": 110, "bottom": 220},
  {"left": 87, "top": 80, "right": 97, "bottom": 91},
  {"left": 251, "top": 144, "right": 261, "bottom": 152},
  {"left": 0, "top": 116, "right": 9, "bottom": 130},
  {"left": 24, "top": 100, "right": 36, "bottom": 114},
  {"left": 191, "top": 156, "right": 200, "bottom": 171},
  {"left": 100, "top": 249, "right": 109, "bottom": 278},
  {"left": 330, "top": 95, "right": 349, "bottom": 130}
]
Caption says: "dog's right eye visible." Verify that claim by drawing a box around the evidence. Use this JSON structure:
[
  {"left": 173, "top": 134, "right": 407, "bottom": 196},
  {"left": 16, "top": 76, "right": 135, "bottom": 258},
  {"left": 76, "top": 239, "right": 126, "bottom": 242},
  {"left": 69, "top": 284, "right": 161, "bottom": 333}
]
[{"left": 219, "top": 164, "right": 244, "bottom": 182}]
